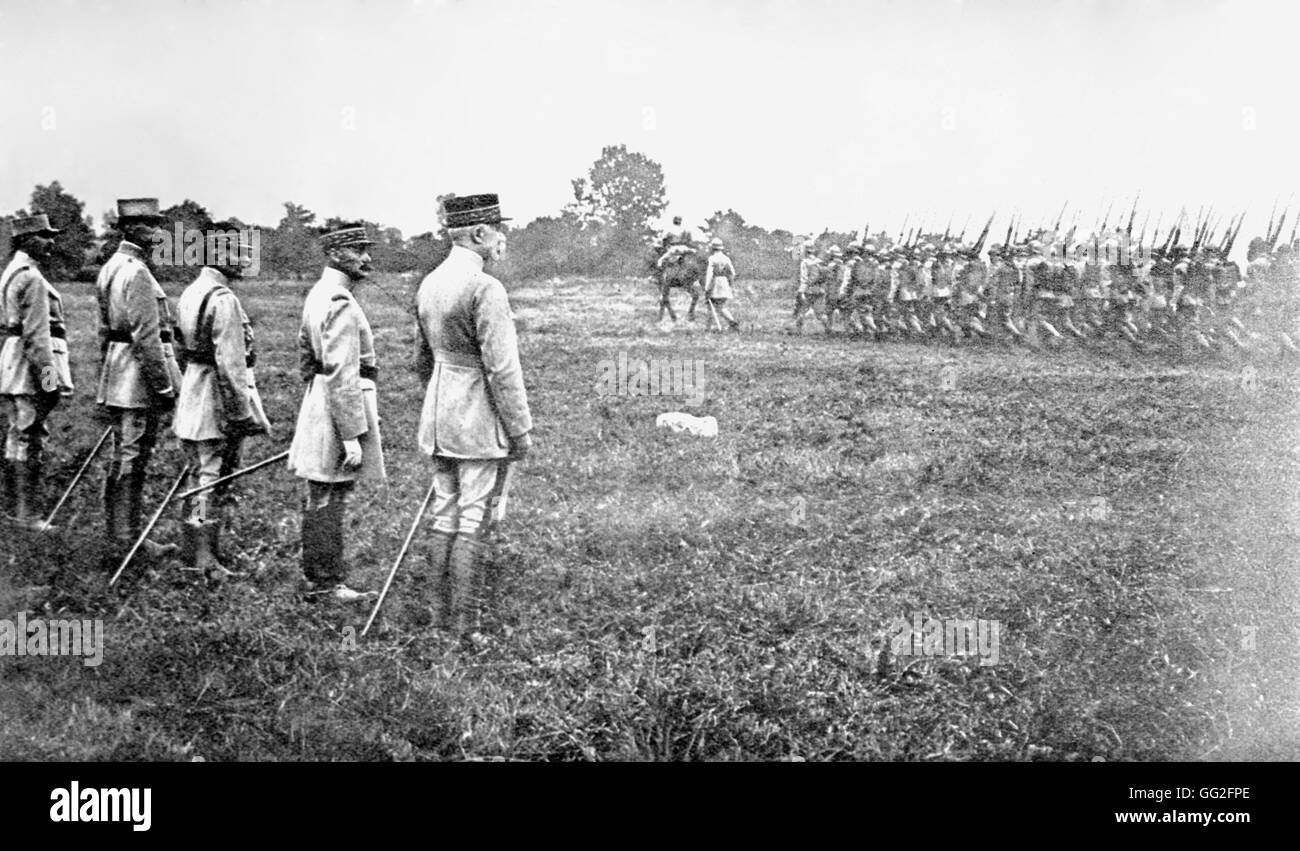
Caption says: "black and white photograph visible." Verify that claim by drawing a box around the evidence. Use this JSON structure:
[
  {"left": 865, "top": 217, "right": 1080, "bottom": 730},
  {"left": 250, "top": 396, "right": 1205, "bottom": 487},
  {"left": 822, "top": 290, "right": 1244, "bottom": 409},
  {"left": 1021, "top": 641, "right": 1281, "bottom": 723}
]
[{"left": 0, "top": 0, "right": 1295, "bottom": 809}]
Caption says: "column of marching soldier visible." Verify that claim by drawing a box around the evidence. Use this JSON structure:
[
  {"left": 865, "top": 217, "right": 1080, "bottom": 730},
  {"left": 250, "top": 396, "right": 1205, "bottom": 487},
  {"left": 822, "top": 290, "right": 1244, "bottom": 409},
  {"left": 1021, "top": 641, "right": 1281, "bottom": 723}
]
[
  {"left": 789, "top": 209, "right": 1300, "bottom": 355},
  {"left": 0, "top": 194, "right": 533, "bottom": 644}
]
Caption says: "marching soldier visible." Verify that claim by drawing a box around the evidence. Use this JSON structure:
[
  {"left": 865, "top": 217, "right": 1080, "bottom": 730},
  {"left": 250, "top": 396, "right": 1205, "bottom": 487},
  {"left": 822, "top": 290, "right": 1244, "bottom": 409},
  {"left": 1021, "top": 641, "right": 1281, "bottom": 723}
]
[
  {"left": 954, "top": 246, "right": 988, "bottom": 339},
  {"left": 172, "top": 222, "right": 270, "bottom": 578},
  {"left": 792, "top": 240, "right": 823, "bottom": 333},
  {"left": 287, "top": 222, "right": 386, "bottom": 602},
  {"left": 96, "top": 198, "right": 183, "bottom": 560},
  {"left": 1024, "top": 240, "right": 1064, "bottom": 344},
  {"left": 1, "top": 214, "right": 74, "bottom": 530},
  {"left": 819, "top": 245, "right": 844, "bottom": 333},
  {"left": 415, "top": 194, "right": 533, "bottom": 642},
  {"left": 1105, "top": 242, "right": 1143, "bottom": 345},
  {"left": 703, "top": 237, "right": 742, "bottom": 331},
  {"left": 987, "top": 245, "right": 1023, "bottom": 339},
  {"left": 1144, "top": 246, "right": 1176, "bottom": 342},
  {"left": 850, "top": 244, "right": 882, "bottom": 337},
  {"left": 899, "top": 248, "right": 925, "bottom": 335},
  {"left": 931, "top": 244, "right": 958, "bottom": 340},
  {"left": 826, "top": 242, "right": 852, "bottom": 332},
  {"left": 1213, "top": 248, "right": 1246, "bottom": 349}
]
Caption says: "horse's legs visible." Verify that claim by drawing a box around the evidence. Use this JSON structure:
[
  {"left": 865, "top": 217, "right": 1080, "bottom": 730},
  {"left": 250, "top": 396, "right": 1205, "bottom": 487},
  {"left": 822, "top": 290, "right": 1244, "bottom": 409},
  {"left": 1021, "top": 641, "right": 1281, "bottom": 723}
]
[{"left": 659, "top": 285, "right": 678, "bottom": 322}]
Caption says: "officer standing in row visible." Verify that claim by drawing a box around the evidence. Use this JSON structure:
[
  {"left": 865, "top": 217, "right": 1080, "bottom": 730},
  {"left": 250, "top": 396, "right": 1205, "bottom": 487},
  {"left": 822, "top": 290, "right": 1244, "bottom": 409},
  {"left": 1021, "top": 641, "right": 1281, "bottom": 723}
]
[
  {"left": 173, "top": 222, "right": 270, "bottom": 578},
  {"left": 96, "top": 198, "right": 183, "bottom": 560},
  {"left": 415, "top": 194, "right": 532, "bottom": 642},
  {"left": 1, "top": 214, "right": 74, "bottom": 531},
  {"left": 288, "top": 223, "right": 386, "bottom": 602}
]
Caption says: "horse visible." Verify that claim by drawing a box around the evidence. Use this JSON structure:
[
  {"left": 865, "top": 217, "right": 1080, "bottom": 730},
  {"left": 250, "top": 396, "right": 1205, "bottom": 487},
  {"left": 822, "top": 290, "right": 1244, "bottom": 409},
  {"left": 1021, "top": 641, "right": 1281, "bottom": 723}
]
[{"left": 650, "top": 246, "right": 705, "bottom": 323}]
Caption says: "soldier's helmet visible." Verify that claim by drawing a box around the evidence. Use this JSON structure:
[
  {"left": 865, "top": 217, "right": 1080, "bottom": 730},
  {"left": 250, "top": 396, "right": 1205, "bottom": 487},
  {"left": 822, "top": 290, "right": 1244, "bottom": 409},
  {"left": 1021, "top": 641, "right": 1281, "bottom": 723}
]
[
  {"left": 828, "top": 245, "right": 843, "bottom": 258},
  {"left": 709, "top": 237, "right": 724, "bottom": 250}
]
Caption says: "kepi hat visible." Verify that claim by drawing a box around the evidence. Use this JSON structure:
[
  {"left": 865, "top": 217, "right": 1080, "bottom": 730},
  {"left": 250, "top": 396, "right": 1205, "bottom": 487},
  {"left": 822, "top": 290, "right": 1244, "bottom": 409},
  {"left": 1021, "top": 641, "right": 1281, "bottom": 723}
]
[
  {"left": 443, "top": 194, "right": 511, "bottom": 228},
  {"left": 117, "top": 197, "right": 166, "bottom": 223},
  {"left": 8, "top": 213, "right": 60, "bottom": 238},
  {"left": 320, "top": 222, "right": 375, "bottom": 251}
]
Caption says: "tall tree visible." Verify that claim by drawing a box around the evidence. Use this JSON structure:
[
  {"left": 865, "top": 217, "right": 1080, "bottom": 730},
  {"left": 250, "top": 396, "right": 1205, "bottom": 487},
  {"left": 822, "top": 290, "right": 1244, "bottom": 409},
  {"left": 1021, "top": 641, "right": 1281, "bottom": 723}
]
[{"left": 571, "top": 144, "right": 668, "bottom": 275}]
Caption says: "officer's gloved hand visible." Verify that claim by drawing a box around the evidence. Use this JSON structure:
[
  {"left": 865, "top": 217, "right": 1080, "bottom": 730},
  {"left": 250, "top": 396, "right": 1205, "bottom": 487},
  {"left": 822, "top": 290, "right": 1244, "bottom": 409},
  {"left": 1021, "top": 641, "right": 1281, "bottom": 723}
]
[
  {"left": 228, "top": 416, "right": 267, "bottom": 438},
  {"left": 341, "top": 438, "right": 364, "bottom": 471},
  {"left": 153, "top": 388, "right": 176, "bottom": 413},
  {"left": 507, "top": 431, "right": 532, "bottom": 461}
]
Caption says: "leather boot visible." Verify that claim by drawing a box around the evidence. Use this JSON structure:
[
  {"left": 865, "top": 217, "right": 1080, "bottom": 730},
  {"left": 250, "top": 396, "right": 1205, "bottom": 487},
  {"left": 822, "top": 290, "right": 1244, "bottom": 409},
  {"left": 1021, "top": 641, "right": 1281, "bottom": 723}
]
[
  {"left": 180, "top": 521, "right": 201, "bottom": 567},
  {"left": 300, "top": 506, "right": 332, "bottom": 588},
  {"left": 447, "top": 534, "right": 489, "bottom": 639},
  {"left": 325, "top": 497, "right": 349, "bottom": 583},
  {"left": 421, "top": 529, "right": 456, "bottom": 629},
  {"left": 14, "top": 456, "right": 56, "bottom": 532},
  {"left": 196, "top": 522, "right": 237, "bottom": 579},
  {"left": 104, "top": 472, "right": 129, "bottom": 552},
  {"left": 1, "top": 458, "right": 16, "bottom": 521},
  {"left": 126, "top": 467, "right": 179, "bottom": 560}
]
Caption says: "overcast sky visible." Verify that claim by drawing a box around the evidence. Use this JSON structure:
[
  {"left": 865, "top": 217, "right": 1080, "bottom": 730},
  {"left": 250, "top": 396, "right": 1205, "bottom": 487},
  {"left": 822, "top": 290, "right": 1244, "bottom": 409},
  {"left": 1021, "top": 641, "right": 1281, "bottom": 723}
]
[{"left": 2, "top": 0, "right": 1298, "bottom": 242}]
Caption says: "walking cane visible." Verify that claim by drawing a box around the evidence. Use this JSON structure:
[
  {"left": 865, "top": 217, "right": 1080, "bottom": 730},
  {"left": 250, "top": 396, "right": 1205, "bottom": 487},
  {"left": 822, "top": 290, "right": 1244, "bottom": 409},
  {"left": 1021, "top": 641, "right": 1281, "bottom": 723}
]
[
  {"left": 108, "top": 465, "right": 191, "bottom": 588},
  {"left": 706, "top": 297, "right": 723, "bottom": 331},
  {"left": 362, "top": 475, "right": 438, "bottom": 637},
  {"left": 44, "top": 426, "right": 111, "bottom": 527},
  {"left": 172, "top": 449, "right": 290, "bottom": 502}
]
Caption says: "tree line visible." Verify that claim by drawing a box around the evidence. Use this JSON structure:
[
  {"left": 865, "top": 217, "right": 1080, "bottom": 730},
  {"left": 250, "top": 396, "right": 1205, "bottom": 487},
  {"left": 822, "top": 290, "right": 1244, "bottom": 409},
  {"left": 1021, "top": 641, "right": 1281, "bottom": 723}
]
[{"left": 3, "top": 146, "right": 814, "bottom": 284}]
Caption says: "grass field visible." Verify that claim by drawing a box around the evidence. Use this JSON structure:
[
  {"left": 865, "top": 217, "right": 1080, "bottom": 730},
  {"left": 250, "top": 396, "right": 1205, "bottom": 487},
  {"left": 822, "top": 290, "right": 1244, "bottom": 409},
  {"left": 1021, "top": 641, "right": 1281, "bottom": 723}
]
[{"left": 1, "top": 272, "right": 1297, "bottom": 761}]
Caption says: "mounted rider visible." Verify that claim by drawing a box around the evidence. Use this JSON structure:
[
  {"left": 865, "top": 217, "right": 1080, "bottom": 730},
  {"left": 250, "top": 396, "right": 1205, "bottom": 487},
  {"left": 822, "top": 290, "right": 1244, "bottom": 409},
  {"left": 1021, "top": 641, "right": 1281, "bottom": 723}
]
[{"left": 656, "top": 216, "right": 709, "bottom": 274}]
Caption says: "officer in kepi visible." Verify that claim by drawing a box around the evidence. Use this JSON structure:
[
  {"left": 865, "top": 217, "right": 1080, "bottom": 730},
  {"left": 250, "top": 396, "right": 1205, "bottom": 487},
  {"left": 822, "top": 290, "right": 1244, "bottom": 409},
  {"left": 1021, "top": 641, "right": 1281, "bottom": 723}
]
[
  {"left": 173, "top": 221, "right": 271, "bottom": 579},
  {"left": 1, "top": 213, "right": 75, "bottom": 531},
  {"left": 96, "top": 198, "right": 183, "bottom": 562},
  {"left": 415, "top": 193, "right": 533, "bottom": 645},
  {"left": 288, "top": 222, "right": 386, "bottom": 603}
]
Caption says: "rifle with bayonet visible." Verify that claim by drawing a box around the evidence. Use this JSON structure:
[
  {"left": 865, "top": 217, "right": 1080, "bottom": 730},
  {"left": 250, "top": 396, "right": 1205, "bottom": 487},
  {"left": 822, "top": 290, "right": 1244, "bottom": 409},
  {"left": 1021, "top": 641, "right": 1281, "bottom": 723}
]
[
  {"left": 1126, "top": 192, "right": 1141, "bottom": 239},
  {"left": 972, "top": 212, "right": 995, "bottom": 255},
  {"left": 1269, "top": 205, "right": 1289, "bottom": 252},
  {"left": 1223, "top": 210, "right": 1245, "bottom": 257},
  {"left": 1096, "top": 199, "right": 1113, "bottom": 234},
  {"left": 1172, "top": 208, "right": 1189, "bottom": 252},
  {"left": 1053, "top": 201, "right": 1068, "bottom": 235}
]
